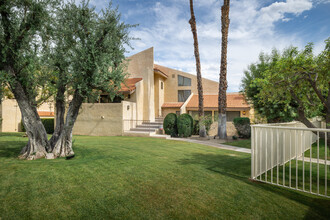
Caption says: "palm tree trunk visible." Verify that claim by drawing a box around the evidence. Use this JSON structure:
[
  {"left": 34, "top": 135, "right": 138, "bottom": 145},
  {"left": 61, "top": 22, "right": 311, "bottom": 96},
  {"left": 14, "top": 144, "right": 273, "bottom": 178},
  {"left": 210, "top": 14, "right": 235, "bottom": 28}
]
[
  {"left": 189, "top": 0, "right": 206, "bottom": 137},
  {"left": 218, "top": 0, "right": 230, "bottom": 139}
]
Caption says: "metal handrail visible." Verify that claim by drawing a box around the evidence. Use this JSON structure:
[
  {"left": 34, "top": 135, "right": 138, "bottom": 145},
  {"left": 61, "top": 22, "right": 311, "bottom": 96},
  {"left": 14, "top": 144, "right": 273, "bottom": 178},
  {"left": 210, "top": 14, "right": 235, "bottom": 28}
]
[
  {"left": 252, "top": 124, "right": 330, "bottom": 132},
  {"left": 251, "top": 123, "right": 328, "bottom": 198}
]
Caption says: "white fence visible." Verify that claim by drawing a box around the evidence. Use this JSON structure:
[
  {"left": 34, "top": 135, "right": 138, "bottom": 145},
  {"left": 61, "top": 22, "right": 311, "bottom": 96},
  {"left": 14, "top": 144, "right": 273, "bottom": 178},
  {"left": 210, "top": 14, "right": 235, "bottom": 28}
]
[{"left": 251, "top": 122, "right": 329, "bottom": 198}]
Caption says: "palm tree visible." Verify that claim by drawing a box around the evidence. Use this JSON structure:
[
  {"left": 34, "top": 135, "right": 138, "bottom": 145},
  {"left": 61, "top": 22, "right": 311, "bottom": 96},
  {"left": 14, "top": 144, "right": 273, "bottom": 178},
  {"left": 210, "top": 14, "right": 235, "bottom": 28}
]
[
  {"left": 189, "top": 0, "right": 206, "bottom": 137},
  {"left": 218, "top": 0, "right": 230, "bottom": 139}
]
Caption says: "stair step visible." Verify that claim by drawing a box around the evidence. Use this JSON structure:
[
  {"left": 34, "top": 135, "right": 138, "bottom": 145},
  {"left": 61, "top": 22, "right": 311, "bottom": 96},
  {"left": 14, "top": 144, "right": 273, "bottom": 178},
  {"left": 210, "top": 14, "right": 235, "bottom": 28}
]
[
  {"left": 130, "top": 128, "right": 158, "bottom": 132},
  {"left": 124, "top": 131, "right": 156, "bottom": 137},
  {"left": 136, "top": 125, "right": 160, "bottom": 129},
  {"left": 142, "top": 122, "right": 163, "bottom": 126}
]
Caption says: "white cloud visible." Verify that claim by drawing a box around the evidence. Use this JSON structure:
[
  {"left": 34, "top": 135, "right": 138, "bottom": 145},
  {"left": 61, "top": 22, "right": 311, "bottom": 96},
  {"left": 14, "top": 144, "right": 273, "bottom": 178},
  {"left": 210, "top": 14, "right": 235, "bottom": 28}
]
[{"left": 112, "top": 0, "right": 326, "bottom": 92}]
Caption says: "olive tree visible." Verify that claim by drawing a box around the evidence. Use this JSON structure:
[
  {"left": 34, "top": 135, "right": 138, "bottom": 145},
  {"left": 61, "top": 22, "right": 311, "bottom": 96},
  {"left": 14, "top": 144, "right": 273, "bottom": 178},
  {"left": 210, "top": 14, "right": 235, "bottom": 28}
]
[
  {"left": 0, "top": 0, "right": 58, "bottom": 159},
  {"left": 46, "top": 0, "right": 132, "bottom": 158},
  {"left": 0, "top": 0, "right": 133, "bottom": 159}
]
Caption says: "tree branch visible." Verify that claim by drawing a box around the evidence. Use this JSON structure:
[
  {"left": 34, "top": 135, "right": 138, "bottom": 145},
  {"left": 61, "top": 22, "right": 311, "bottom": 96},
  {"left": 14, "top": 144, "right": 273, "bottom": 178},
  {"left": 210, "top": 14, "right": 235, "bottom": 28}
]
[
  {"left": 290, "top": 89, "right": 317, "bottom": 129},
  {"left": 305, "top": 72, "right": 327, "bottom": 109},
  {"left": 0, "top": 8, "right": 12, "bottom": 57}
]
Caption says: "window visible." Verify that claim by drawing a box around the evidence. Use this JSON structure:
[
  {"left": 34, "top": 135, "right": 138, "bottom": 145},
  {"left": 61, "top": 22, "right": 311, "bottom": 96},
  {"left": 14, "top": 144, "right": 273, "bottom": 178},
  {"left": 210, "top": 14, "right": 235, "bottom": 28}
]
[
  {"left": 227, "top": 111, "right": 240, "bottom": 122},
  {"left": 178, "top": 90, "right": 191, "bottom": 102},
  {"left": 214, "top": 111, "right": 240, "bottom": 122},
  {"left": 161, "top": 82, "right": 163, "bottom": 90},
  {"left": 178, "top": 75, "right": 191, "bottom": 86}
]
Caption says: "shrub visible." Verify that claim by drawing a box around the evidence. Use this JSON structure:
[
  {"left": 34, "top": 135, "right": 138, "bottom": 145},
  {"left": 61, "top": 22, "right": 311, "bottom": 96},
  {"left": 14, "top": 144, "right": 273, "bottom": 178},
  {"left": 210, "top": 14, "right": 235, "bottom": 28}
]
[
  {"left": 21, "top": 118, "right": 55, "bottom": 134},
  {"left": 192, "top": 120, "right": 199, "bottom": 135},
  {"left": 177, "top": 113, "right": 193, "bottom": 137},
  {"left": 192, "top": 115, "right": 213, "bottom": 135},
  {"left": 163, "top": 113, "right": 178, "bottom": 137},
  {"left": 42, "top": 119, "right": 55, "bottom": 134},
  {"left": 233, "top": 117, "right": 251, "bottom": 138}
]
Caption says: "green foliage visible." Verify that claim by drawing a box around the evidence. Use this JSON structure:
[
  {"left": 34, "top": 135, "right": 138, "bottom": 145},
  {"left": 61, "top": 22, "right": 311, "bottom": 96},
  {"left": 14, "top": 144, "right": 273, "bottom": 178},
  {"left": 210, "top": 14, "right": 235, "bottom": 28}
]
[
  {"left": 21, "top": 118, "right": 54, "bottom": 134},
  {"left": 42, "top": 119, "right": 55, "bottom": 134},
  {"left": 49, "top": 0, "right": 134, "bottom": 102},
  {"left": 233, "top": 117, "right": 251, "bottom": 138},
  {"left": 241, "top": 53, "right": 296, "bottom": 123},
  {"left": 163, "top": 113, "right": 178, "bottom": 137},
  {"left": 192, "top": 116, "right": 213, "bottom": 135},
  {"left": 177, "top": 113, "right": 193, "bottom": 137},
  {"left": 241, "top": 38, "right": 330, "bottom": 126},
  {"left": 0, "top": 0, "right": 59, "bottom": 104},
  {"left": 233, "top": 117, "right": 250, "bottom": 125}
]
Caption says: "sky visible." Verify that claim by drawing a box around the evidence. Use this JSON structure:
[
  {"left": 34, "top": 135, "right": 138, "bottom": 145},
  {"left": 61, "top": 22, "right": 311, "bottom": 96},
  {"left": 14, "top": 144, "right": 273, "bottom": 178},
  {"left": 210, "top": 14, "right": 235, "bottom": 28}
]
[{"left": 87, "top": 0, "right": 329, "bottom": 92}]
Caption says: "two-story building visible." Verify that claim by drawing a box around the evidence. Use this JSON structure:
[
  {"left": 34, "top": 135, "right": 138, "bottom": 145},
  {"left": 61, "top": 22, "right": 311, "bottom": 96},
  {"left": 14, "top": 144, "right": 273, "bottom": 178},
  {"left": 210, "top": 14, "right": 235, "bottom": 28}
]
[{"left": 0, "top": 47, "right": 252, "bottom": 136}]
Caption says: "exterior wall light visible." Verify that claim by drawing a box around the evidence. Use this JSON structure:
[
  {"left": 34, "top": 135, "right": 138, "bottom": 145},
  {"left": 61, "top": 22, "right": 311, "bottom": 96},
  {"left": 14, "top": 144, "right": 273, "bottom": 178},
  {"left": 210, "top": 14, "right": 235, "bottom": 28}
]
[
  {"left": 242, "top": 111, "right": 246, "bottom": 115},
  {"left": 101, "top": 116, "right": 105, "bottom": 119}
]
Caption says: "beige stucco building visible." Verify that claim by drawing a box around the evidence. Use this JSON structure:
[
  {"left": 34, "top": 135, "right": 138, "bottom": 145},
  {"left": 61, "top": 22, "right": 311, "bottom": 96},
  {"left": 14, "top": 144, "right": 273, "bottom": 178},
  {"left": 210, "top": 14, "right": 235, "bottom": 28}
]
[
  {"left": 1, "top": 47, "right": 252, "bottom": 136},
  {"left": 74, "top": 47, "right": 252, "bottom": 136}
]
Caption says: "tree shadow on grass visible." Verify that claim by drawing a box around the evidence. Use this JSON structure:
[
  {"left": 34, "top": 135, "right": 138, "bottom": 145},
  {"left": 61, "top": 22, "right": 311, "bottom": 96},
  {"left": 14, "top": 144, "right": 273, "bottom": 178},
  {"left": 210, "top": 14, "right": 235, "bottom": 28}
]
[
  {"left": 0, "top": 141, "right": 25, "bottom": 158},
  {"left": 177, "top": 153, "right": 330, "bottom": 219}
]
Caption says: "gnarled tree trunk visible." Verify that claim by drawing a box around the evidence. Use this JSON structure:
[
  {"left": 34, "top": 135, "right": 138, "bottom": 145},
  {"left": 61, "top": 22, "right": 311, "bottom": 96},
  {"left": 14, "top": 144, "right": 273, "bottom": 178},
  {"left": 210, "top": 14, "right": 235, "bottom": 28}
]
[
  {"left": 218, "top": 0, "right": 230, "bottom": 139},
  {"left": 52, "top": 92, "right": 83, "bottom": 157},
  {"left": 49, "top": 80, "right": 66, "bottom": 149},
  {"left": 6, "top": 67, "right": 50, "bottom": 160},
  {"left": 189, "top": 0, "right": 206, "bottom": 137}
]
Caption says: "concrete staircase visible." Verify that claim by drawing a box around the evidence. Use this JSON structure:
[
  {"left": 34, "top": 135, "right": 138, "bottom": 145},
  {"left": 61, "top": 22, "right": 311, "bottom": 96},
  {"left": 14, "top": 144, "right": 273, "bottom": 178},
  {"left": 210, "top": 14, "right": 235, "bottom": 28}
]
[{"left": 124, "top": 117, "right": 165, "bottom": 137}]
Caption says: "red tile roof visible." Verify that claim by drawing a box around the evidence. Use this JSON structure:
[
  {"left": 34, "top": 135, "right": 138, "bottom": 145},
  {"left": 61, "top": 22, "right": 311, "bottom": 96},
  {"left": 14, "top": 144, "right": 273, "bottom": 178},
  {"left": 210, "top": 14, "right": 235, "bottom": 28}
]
[
  {"left": 162, "top": 102, "right": 184, "bottom": 108},
  {"left": 186, "top": 93, "right": 250, "bottom": 109},
  {"left": 38, "top": 111, "right": 54, "bottom": 117},
  {"left": 119, "top": 78, "right": 143, "bottom": 93},
  {"left": 154, "top": 64, "right": 168, "bottom": 78}
]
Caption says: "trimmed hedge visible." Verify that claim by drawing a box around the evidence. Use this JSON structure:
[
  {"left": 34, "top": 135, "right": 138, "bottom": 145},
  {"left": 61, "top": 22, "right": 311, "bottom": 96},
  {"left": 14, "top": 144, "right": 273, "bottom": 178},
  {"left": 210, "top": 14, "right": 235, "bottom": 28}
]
[
  {"left": 163, "top": 113, "right": 178, "bottom": 137},
  {"left": 177, "top": 114, "right": 193, "bottom": 137},
  {"left": 233, "top": 117, "right": 251, "bottom": 138},
  {"left": 21, "top": 118, "right": 55, "bottom": 134}
]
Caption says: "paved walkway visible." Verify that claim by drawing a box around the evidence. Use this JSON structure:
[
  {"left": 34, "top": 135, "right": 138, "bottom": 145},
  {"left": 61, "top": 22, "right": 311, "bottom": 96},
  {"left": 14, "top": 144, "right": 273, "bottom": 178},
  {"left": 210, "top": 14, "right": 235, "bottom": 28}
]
[
  {"left": 298, "top": 157, "right": 330, "bottom": 165},
  {"left": 168, "top": 137, "right": 251, "bottom": 154},
  {"left": 167, "top": 137, "right": 329, "bottom": 165}
]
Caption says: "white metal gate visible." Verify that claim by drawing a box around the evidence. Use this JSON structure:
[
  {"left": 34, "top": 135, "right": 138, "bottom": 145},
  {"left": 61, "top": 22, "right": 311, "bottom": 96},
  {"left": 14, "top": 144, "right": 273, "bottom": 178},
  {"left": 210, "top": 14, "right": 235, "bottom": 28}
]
[{"left": 251, "top": 123, "right": 329, "bottom": 198}]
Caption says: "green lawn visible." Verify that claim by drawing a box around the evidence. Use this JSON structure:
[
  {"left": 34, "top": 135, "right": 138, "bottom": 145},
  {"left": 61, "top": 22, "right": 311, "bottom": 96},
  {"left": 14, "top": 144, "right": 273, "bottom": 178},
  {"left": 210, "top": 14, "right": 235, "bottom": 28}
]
[
  {"left": 0, "top": 133, "right": 329, "bottom": 219},
  {"left": 223, "top": 139, "right": 251, "bottom": 149},
  {"left": 304, "top": 138, "right": 330, "bottom": 160},
  {"left": 223, "top": 138, "right": 329, "bottom": 160},
  {"left": 259, "top": 160, "right": 329, "bottom": 195}
]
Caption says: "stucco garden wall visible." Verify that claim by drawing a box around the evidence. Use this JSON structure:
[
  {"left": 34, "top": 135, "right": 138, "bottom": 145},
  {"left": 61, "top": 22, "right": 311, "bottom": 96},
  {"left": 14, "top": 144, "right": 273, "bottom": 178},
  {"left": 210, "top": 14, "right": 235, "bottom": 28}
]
[
  {"left": 73, "top": 101, "right": 136, "bottom": 136},
  {"left": 0, "top": 99, "right": 54, "bottom": 132}
]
